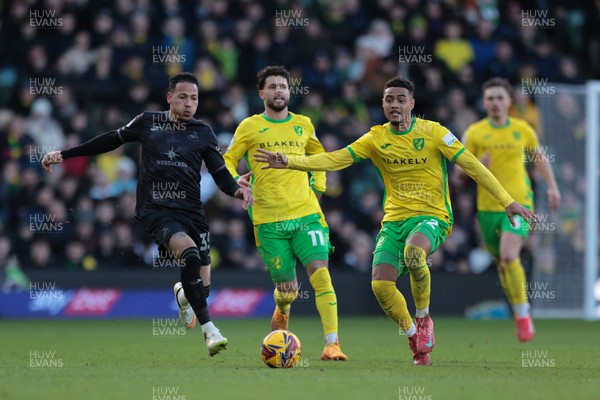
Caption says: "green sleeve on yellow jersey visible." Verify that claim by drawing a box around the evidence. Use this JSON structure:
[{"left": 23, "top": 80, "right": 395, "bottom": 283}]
[
  {"left": 455, "top": 149, "right": 515, "bottom": 208},
  {"left": 287, "top": 132, "right": 372, "bottom": 172},
  {"left": 305, "top": 129, "right": 326, "bottom": 194},
  {"left": 224, "top": 122, "right": 249, "bottom": 180}
]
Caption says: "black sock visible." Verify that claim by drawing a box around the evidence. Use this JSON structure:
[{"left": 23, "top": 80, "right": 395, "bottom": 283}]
[{"left": 180, "top": 247, "right": 211, "bottom": 325}]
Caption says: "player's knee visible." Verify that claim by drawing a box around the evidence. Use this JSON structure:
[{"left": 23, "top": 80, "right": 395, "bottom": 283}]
[
  {"left": 499, "top": 253, "right": 519, "bottom": 265},
  {"left": 371, "top": 280, "right": 394, "bottom": 302},
  {"left": 180, "top": 247, "right": 201, "bottom": 284},
  {"left": 404, "top": 244, "right": 427, "bottom": 270}
]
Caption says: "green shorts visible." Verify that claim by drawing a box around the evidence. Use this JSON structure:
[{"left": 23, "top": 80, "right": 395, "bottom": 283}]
[
  {"left": 373, "top": 216, "right": 449, "bottom": 276},
  {"left": 256, "top": 213, "right": 332, "bottom": 283},
  {"left": 478, "top": 211, "right": 530, "bottom": 257}
]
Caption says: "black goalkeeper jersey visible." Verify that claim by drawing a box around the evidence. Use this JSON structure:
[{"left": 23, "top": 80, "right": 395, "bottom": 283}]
[{"left": 62, "top": 111, "right": 239, "bottom": 218}]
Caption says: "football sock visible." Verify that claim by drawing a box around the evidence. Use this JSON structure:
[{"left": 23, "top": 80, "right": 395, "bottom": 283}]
[
  {"left": 415, "top": 307, "right": 429, "bottom": 318},
  {"left": 405, "top": 244, "right": 431, "bottom": 311},
  {"left": 406, "top": 323, "right": 417, "bottom": 337},
  {"left": 274, "top": 287, "right": 298, "bottom": 314},
  {"left": 498, "top": 258, "right": 530, "bottom": 317},
  {"left": 177, "top": 283, "right": 211, "bottom": 308},
  {"left": 200, "top": 321, "right": 216, "bottom": 335},
  {"left": 371, "top": 280, "right": 413, "bottom": 333},
  {"left": 180, "top": 247, "right": 211, "bottom": 325},
  {"left": 309, "top": 268, "right": 339, "bottom": 340}
]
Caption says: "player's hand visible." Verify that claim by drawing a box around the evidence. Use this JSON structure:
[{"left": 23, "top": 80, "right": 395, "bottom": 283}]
[
  {"left": 253, "top": 148, "right": 288, "bottom": 169},
  {"left": 479, "top": 153, "right": 491, "bottom": 168},
  {"left": 237, "top": 171, "right": 253, "bottom": 188},
  {"left": 547, "top": 186, "right": 561, "bottom": 210},
  {"left": 234, "top": 187, "right": 253, "bottom": 210},
  {"left": 505, "top": 202, "right": 536, "bottom": 227},
  {"left": 41, "top": 151, "right": 63, "bottom": 175}
]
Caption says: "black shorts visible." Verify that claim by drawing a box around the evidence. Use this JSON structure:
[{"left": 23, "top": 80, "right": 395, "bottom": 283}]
[{"left": 137, "top": 208, "right": 211, "bottom": 265}]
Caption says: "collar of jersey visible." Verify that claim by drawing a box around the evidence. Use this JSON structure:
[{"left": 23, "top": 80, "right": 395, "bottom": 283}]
[
  {"left": 261, "top": 112, "right": 293, "bottom": 123},
  {"left": 388, "top": 117, "right": 416, "bottom": 135},
  {"left": 486, "top": 117, "right": 510, "bottom": 128}
]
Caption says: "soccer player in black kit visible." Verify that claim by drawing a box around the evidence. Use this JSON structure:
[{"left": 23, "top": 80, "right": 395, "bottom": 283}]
[{"left": 42, "top": 72, "right": 252, "bottom": 357}]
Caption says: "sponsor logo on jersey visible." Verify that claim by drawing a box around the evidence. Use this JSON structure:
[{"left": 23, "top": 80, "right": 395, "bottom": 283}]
[
  {"left": 442, "top": 132, "right": 458, "bottom": 146},
  {"left": 258, "top": 141, "right": 303, "bottom": 148},
  {"left": 413, "top": 138, "right": 424, "bottom": 151},
  {"left": 293, "top": 125, "right": 303, "bottom": 136},
  {"left": 381, "top": 157, "right": 428, "bottom": 165},
  {"left": 156, "top": 147, "right": 189, "bottom": 168}
]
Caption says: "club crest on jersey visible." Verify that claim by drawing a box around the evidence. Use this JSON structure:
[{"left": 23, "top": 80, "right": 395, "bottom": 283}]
[
  {"left": 513, "top": 131, "right": 521, "bottom": 140},
  {"left": 293, "top": 125, "right": 303, "bottom": 136},
  {"left": 187, "top": 132, "right": 199, "bottom": 141},
  {"left": 413, "top": 138, "right": 425, "bottom": 151}
]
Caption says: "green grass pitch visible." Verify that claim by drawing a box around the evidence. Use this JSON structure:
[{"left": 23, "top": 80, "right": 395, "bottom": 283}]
[{"left": 1, "top": 317, "right": 598, "bottom": 400}]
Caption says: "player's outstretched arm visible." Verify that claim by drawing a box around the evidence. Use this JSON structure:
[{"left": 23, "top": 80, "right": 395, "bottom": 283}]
[
  {"left": 505, "top": 201, "right": 537, "bottom": 226},
  {"left": 254, "top": 147, "right": 355, "bottom": 172},
  {"left": 41, "top": 151, "right": 64, "bottom": 175},
  {"left": 253, "top": 149, "right": 289, "bottom": 169},
  {"left": 233, "top": 186, "right": 253, "bottom": 210},
  {"left": 41, "top": 130, "right": 126, "bottom": 175},
  {"left": 532, "top": 147, "right": 561, "bottom": 209}
]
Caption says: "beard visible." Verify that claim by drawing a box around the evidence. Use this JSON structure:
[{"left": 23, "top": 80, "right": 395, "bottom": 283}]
[{"left": 266, "top": 97, "right": 288, "bottom": 112}]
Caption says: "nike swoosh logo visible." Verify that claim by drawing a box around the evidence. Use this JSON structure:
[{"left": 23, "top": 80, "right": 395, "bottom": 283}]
[
  {"left": 328, "top": 302, "right": 337, "bottom": 306},
  {"left": 425, "top": 336, "right": 433, "bottom": 348},
  {"left": 259, "top": 128, "right": 269, "bottom": 133},
  {"left": 381, "top": 143, "right": 392, "bottom": 149}
]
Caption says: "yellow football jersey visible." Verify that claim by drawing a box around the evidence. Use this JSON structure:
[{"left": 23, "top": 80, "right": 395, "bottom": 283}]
[
  {"left": 224, "top": 112, "right": 326, "bottom": 225},
  {"left": 345, "top": 119, "right": 465, "bottom": 227},
  {"left": 463, "top": 117, "right": 538, "bottom": 212}
]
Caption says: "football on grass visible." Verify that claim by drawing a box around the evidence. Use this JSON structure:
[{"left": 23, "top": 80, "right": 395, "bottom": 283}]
[{"left": 260, "top": 329, "right": 302, "bottom": 368}]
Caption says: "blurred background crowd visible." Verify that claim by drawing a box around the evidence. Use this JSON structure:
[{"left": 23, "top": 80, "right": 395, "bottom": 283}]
[{"left": 0, "top": 0, "right": 597, "bottom": 284}]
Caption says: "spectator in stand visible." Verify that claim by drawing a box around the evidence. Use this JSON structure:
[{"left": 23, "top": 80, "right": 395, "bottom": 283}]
[{"left": 434, "top": 19, "right": 474, "bottom": 74}]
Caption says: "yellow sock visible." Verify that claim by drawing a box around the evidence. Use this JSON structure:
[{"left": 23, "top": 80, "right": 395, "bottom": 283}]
[
  {"left": 371, "top": 280, "right": 414, "bottom": 332},
  {"left": 498, "top": 258, "right": 528, "bottom": 305},
  {"left": 274, "top": 287, "right": 297, "bottom": 313},
  {"left": 309, "top": 268, "right": 338, "bottom": 337},
  {"left": 405, "top": 244, "right": 431, "bottom": 311}
]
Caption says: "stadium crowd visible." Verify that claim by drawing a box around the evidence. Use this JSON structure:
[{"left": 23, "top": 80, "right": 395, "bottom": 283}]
[{"left": 0, "top": 0, "right": 597, "bottom": 284}]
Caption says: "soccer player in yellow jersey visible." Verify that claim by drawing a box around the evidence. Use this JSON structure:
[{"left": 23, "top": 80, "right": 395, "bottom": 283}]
[
  {"left": 224, "top": 66, "right": 347, "bottom": 361},
  {"left": 455, "top": 77, "right": 560, "bottom": 342},
  {"left": 255, "top": 77, "right": 535, "bottom": 366}
]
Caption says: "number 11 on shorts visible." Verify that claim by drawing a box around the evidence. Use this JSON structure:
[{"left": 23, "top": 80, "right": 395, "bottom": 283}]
[{"left": 308, "top": 230, "right": 325, "bottom": 246}]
